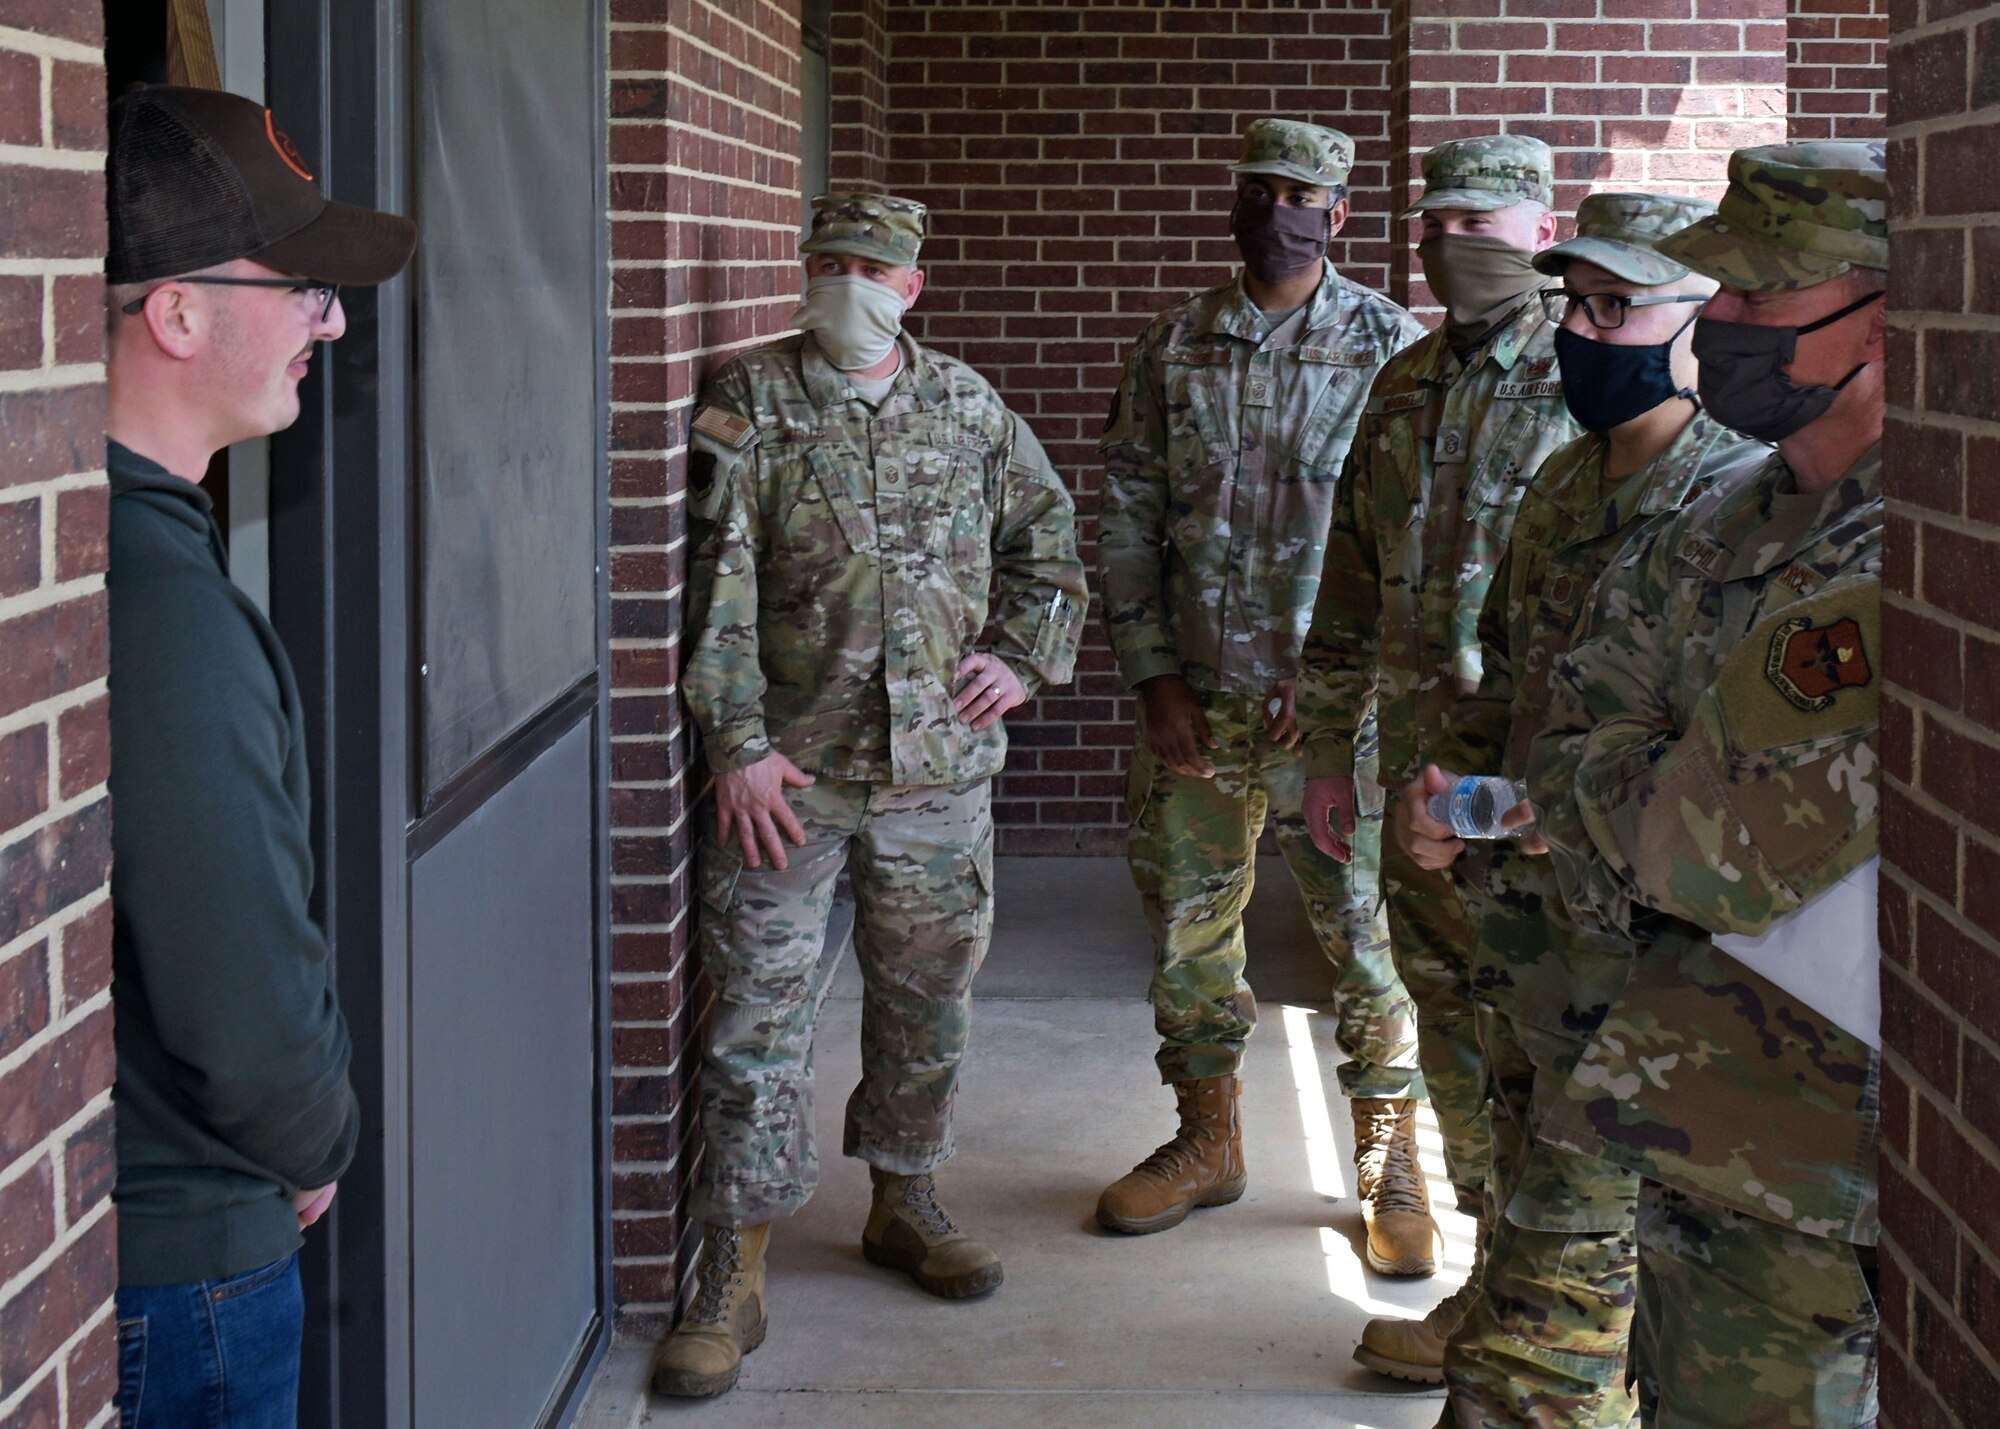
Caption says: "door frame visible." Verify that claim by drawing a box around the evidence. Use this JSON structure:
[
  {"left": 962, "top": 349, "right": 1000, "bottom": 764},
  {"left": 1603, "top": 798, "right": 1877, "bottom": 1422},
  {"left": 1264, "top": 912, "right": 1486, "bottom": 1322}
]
[{"left": 264, "top": 2, "right": 614, "bottom": 1423}]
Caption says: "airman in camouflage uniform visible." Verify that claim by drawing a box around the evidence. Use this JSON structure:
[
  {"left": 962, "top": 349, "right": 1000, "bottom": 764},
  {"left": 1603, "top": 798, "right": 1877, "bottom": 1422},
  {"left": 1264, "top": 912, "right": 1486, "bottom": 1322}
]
[
  {"left": 1095, "top": 119, "right": 1428, "bottom": 1247},
  {"left": 1528, "top": 144, "right": 1889, "bottom": 1426},
  {"left": 1405, "top": 192, "right": 1771, "bottom": 1427},
  {"left": 656, "top": 193, "right": 1088, "bottom": 1400},
  {"left": 1295, "top": 133, "right": 1583, "bottom": 1379}
]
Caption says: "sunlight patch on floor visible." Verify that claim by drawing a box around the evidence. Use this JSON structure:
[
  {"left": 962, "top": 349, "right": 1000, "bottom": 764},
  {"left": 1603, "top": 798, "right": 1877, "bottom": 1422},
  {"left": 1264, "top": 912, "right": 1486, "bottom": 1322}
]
[{"left": 1282, "top": 1001, "right": 1351, "bottom": 1201}]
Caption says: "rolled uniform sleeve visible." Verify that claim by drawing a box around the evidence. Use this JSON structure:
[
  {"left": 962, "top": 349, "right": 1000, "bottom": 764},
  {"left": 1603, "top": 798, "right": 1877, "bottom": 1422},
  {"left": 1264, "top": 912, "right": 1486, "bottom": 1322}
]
[
  {"left": 988, "top": 413, "right": 1087, "bottom": 697},
  {"left": 681, "top": 396, "right": 774, "bottom": 772},
  {"left": 1096, "top": 338, "right": 1180, "bottom": 689}
]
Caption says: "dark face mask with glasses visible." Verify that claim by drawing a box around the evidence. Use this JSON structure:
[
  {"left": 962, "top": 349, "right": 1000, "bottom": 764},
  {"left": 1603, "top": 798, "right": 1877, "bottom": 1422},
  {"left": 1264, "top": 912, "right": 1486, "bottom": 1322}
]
[
  {"left": 1692, "top": 287, "right": 1884, "bottom": 444},
  {"left": 121, "top": 275, "right": 341, "bottom": 322},
  {"left": 1542, "top": 287, "right": 1707, "bottom": 434}
]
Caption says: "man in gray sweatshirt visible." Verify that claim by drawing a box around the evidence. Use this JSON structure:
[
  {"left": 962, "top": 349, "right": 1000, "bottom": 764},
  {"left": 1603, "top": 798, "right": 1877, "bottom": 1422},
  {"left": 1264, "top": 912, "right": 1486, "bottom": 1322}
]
[{"left": 102, "top": 85, "right": 413, "bottom": 1427}]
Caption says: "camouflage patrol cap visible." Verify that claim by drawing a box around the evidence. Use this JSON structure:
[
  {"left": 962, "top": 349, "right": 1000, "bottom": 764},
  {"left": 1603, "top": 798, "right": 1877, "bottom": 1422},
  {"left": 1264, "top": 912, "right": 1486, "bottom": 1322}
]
[
  {"left": 1533, "top": 191, "right": 1720, "bottom": 286},
  {"left": 799, "top": 192, "right": 929, "bottom": 266},
  {"left": 1655, "top": 142, "right": 1888, "bottom": 291},
  {"left": 1401, "top": 134, "right": 1555, "bottom": 219},
  {"left": 1228, "top": 118, "right": 1355, "bottom": 189}
]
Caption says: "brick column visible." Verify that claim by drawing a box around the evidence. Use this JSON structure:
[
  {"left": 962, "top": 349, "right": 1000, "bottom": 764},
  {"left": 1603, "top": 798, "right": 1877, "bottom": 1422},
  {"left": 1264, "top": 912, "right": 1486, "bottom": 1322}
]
[
  {"left": 831, "top": 0, "right": 890, "bottom": 191},
  {"left": 1879, "top": 4, "right": 2000, "bottom": 1422},
  {"left": 606, "top": 0, "right": 807, "bottom": 1336},
  {"left": 0, "top": 8, "right": 119, "bottom": 1428},
  {"left": 1392, "top": 0, "right": 1790, "bottom": 307}
]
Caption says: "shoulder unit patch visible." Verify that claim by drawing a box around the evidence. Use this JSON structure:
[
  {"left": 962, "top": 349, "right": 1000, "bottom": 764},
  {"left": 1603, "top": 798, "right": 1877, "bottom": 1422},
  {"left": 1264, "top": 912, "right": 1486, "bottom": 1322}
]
[{"left": 1765, "top": 615, "right": 1872, "bottom": 713}]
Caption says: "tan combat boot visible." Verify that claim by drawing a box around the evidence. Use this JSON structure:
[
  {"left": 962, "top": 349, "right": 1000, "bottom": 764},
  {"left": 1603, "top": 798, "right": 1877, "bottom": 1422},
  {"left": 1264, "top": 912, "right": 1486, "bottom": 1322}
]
[
  {"left": 650, "top": 1222, "right": 771, "bottom": 1399},
  {"left": 1352, "top": 1096, "right": 1439, "bottom": 1275},
  {"left": 1097, "top": 1076, "right": 1247, "bottom": 1235},
  {"left": 863, "top": 1168, "right": 1004, "bottom": 1299},
  {"left": 1353, "top": 1235, "right": 1487, "bottom": 1386}
]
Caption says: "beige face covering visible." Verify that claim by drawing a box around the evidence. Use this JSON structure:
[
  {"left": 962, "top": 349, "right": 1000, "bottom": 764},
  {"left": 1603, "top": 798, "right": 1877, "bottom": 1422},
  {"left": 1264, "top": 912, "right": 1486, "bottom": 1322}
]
[
  {"left": 788, "top": 274, "right": 908, "bottom": 370},
  {"left": 1417, "top": 233, "right": 1547, "bottom": 350}
]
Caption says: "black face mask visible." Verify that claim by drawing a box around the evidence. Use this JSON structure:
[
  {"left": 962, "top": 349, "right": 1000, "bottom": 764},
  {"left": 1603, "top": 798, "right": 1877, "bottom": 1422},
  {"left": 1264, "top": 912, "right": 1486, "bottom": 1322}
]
[
  {"left": 1693, "top": 288, "right": 1885, "bottom": 443},
  {"left": 1230, "top": 199, "right": 1331, "bottom": 285},
  {"left": 1553, "top": 307, "right": 1700, "bottom": 434}
]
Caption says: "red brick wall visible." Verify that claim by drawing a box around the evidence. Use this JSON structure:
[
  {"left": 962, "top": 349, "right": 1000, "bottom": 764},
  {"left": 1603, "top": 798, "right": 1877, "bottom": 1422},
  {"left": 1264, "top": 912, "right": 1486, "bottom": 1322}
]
[
  {"left": 0, "top": 8, "right": 119, "bottom": 1427},
  {"left": 1395, "top": 0, "right": 1789, "bottom": 308},
  {"left": 1789, "top": 0, "right": 1889, "bottom": 139},
  {"left": 606, "top": 0, "right": 807, "bottom": 1335},
  {"left": 1878, "top": 4, "right": 2000, "bottom": 1421}
]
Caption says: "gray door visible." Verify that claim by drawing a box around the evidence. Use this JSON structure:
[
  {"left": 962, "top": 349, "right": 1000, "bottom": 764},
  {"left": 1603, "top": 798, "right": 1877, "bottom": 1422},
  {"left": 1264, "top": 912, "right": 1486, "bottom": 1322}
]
[
  {"left": 410, "top": 725, "right": 599, "bottom": 1426},
  {"left": 403, "top": 0, "right": 608, "bottom": 1414},
  {"left": 267, "top": 1, "right": 612, "bottom": 1425}
]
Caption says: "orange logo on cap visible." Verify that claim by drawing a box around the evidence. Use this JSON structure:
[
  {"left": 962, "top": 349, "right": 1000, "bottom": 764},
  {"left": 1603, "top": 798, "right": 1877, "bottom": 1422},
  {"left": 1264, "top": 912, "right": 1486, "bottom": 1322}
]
[{"left": 265, "top": 111, "right": 313, "bottom": 182}]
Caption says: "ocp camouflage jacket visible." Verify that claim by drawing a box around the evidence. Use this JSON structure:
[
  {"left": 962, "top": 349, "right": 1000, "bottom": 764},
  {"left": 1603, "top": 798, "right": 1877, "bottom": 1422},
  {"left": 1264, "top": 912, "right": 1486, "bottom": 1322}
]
[
  {"left": 682, "top": 333, "right": 1088, "bottom": 786},
  {"left": 1097, "top": 265, "right": 1423, "bottom": 694},
  {"left": 1532, "top": 444, "right": 1882, "bottom": 1244}
]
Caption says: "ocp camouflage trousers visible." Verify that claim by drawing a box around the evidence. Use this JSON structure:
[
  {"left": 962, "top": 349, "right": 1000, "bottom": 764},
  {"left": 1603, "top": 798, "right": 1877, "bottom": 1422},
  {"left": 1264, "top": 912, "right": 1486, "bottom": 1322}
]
[
  {"left": 689, "top": 778, "right": 994, "bottom": 1227},
  {"left": 1633, "top": 1184, "right": 1878, "bottom": 1428},
  {"left": 1126, "top": 689, "right": 1421, "bottom": 1100},
  {"left": 1383, "top": 842, "right": 1489, "bottom": 1213},
  {"left": 1443, "top": 1003, "right": 1640, "bottom": 1429}
]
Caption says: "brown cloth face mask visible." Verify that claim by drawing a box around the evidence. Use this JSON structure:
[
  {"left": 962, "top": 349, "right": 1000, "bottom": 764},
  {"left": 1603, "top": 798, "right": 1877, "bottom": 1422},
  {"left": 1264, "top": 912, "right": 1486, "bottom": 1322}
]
[
  {"left": 1232, "top": 199, "right": 1332, "bottom": 285},
  {"left": 1417, "top": 233, "right": 1547, "bottom": 350}
]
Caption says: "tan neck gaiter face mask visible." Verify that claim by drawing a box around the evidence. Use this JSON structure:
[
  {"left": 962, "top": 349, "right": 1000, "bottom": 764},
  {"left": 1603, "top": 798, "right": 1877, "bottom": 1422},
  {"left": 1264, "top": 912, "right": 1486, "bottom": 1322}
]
[{"left": 1417, "top": 233, "right": 1547, "bottom": 351}]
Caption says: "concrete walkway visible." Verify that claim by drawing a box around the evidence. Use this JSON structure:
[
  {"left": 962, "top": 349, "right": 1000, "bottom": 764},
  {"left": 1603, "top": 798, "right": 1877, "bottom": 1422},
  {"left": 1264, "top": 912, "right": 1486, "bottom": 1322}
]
[{"left": 577, "top": 858, "right": 1468, "bottom": 1429}]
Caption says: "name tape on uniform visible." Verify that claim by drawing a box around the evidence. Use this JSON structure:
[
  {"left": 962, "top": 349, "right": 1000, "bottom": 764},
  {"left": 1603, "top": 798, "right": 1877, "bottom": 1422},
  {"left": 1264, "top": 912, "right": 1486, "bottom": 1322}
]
[{"left": 1678, "top": 533, "right": 1726, "bottom": 576}]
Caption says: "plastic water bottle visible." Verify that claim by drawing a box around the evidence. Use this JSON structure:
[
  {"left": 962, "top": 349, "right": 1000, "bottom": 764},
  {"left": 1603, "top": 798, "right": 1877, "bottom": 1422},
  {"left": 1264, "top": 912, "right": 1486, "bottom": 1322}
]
[{"left": 1428, "top": 775, "right": 1525, "bottom": 840}]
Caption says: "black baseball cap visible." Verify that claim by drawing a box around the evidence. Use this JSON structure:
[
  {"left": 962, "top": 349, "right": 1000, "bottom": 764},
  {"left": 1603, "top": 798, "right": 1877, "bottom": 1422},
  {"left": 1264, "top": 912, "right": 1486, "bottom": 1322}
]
[{"left": 107, "top": 86, "right": 415, "bottom": 286}]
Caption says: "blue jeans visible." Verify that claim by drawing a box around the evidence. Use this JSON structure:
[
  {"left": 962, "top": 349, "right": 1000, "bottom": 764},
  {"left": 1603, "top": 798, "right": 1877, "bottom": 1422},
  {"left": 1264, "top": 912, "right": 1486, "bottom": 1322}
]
[{"left": 115, "top": 1254, "right": 303, "bottom": 1429}]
